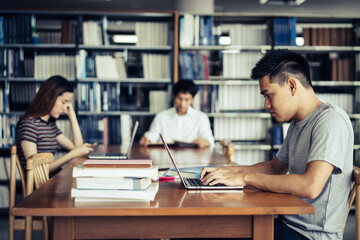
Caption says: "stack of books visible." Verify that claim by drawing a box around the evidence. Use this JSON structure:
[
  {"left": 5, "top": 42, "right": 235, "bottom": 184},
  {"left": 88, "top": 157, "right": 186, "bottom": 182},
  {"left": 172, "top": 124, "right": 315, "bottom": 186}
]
[{"left": 71, "top": 159, "right": 159, "bottom": 202}]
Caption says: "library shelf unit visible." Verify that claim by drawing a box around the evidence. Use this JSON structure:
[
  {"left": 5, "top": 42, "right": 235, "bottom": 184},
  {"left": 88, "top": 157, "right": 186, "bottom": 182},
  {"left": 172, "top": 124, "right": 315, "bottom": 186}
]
[
  {"left": 0, "top": 9, "right": 178, "bottom": 212},
  {"left": 178, "top": 12, "right": 360, "bottom": 165}
]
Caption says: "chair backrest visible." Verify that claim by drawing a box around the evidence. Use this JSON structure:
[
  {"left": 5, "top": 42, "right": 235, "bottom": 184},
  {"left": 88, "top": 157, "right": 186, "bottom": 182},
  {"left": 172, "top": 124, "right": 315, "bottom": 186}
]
[
  {"left": 10, "top": 145, "right": 26, "bottom": 199},
  {"left": 26, "top": 152, "right": 53, "bottom": 194},
  {"left": 345, "top": 166, "right": 360, "bottom": 240},
  {"left": 9, "top": 145, "right": 52, "bottom": 240}
]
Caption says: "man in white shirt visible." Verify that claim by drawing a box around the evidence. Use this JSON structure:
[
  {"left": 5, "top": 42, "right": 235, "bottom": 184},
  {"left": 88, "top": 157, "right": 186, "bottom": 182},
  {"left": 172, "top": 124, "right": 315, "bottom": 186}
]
[{"left": 140, "top": 80, "right": 214, "bottom": 148}]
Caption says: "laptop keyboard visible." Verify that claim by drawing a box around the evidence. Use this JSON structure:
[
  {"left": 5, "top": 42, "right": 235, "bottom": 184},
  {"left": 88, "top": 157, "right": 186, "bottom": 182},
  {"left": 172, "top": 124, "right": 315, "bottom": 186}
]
[{"left": 186, "top": 178, "right": 205, "bottom": 186}]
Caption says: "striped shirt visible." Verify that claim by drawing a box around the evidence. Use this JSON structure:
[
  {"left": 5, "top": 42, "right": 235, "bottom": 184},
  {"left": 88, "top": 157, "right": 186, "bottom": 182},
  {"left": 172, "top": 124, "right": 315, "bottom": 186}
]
[{"left": 16, "top": 117, "right": 62, "bottom": 172}]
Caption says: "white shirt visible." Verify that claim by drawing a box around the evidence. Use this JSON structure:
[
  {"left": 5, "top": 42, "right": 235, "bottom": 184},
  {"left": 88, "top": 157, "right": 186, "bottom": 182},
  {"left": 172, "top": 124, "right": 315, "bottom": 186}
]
[{"left": 144, "top": 106, "right": 214, "bottom": 146}]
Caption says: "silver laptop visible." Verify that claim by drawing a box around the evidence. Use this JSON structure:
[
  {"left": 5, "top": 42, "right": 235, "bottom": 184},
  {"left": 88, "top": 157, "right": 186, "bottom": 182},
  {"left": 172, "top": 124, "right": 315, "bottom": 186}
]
[
  {"left": 87, "top": 121, "right": 139, "bottom": 160},
  {"left": 160, "top": 134, "right": 244, "bottom": 190}
]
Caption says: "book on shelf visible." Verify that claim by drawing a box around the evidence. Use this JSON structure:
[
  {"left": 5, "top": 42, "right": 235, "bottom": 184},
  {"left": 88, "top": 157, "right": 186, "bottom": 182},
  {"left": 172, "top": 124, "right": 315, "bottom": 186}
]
[
  {"left": 82, "top": 20, "right": 103, "bottom": 46},
  {"left": 75, "top": 176, "right": 152, "bottom": 190},
  {"left": 214, "top": 117, "right": 270, "bottom": 142},
  {"left": 273, "top": 17, "right": 296, "bottom": 46},
  {"left": 179, "top": 14, "right": 215, "bottom": 47},
  {"left": 301, "top": 24, "right": 355, "bottom": 46},
  {"left": 167, "top": 165, "right": 215, "bottom": 179},
  {"left": 142, "top": 53, "right": 170, "bottom": 79},
  {"left": 83, "top": 159, "right": 153, "bottom": 168},
  {"left": 149, "top": 90, "right": 167, "bottom": 113},
  {"left": 72, "top": 165, "right": 159, "bottom": 180},
  {"left": 135, "top": 22, "right": 169, "bottom": 47},
  {"left": 71, "top": 182, "right": 159, "bottom": 201}
]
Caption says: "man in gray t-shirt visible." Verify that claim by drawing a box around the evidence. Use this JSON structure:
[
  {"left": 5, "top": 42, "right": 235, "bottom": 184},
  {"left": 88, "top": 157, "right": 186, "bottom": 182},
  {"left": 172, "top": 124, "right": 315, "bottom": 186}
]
[
  {"left": 200, "top": 49, "right": 353, "bottom": 240},
  {"left": 276, "top": 103, "right": 353, "bottom": 239}
]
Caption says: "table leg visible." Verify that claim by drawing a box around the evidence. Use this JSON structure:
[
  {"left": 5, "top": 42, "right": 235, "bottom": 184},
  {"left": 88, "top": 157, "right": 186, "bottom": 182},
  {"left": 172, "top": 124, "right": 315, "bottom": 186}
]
[
  {"left": 253, "top": 215, "right": 274, "bottom": 240},
  {"left": 52, "top": 217, "right": 74, "bottom": 240}
]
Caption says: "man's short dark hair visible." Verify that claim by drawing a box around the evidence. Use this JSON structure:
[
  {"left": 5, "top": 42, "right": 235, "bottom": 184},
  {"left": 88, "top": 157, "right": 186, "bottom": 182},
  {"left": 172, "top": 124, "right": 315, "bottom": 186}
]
[
  {"left": 251, "top": 49, "right": 312, "bottom": 88},
  {"left": 173, "top": 80, "right": 198, "bottom": 97}
]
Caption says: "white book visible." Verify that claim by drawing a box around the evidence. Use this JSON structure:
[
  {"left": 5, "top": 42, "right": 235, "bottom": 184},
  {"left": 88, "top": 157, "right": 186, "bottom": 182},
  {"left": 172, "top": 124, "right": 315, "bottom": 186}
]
[
  {"left": 72, "top": 165, "right": 158, "bottom": 180},
  {"left": 76, "top": 176, "right": 152, "bottom": 190},
  {"left": 71, "top": 182, "right": 159, "bottom": 201},
  {"left": 149, "top": 90, "right": 167, "bottom": 113},
  {"left": 74, "top": 197, "right": 151, "bottom": 203}
]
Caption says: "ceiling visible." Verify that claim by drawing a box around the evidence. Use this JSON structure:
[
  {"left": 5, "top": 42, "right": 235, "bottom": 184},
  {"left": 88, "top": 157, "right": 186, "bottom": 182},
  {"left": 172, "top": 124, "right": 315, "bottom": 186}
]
[{"left": 0, "top": 0, "right": 359, "bottom": 18}]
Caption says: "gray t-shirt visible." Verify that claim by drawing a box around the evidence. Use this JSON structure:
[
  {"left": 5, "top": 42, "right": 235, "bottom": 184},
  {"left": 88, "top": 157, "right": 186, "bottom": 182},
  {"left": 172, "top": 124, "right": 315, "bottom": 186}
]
[{"left": 276, "top": 102, "right": 353, "bottom": 240}]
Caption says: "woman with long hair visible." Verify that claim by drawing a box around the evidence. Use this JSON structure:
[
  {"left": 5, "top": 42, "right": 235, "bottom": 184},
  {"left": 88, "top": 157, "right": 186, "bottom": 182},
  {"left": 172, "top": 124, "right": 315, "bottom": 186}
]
[{"left": 16, "top": 75, "right": 94, "bottom": 174}]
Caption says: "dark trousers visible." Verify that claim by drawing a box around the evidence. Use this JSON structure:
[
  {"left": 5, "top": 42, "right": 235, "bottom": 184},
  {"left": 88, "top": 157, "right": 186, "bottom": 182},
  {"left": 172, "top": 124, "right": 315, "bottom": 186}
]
[{"left": 274, "top": 218, "right": 309, "bottom": 240}]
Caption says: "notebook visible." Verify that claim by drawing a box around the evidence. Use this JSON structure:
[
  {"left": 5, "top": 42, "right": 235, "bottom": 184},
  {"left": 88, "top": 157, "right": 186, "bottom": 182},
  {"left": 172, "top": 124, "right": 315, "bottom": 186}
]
[
  {"left": 87, "top": 121, "right": 139, "bottom": 160},
  {"left": 160, "top": 134, "right": 244, "bottom": 190}
]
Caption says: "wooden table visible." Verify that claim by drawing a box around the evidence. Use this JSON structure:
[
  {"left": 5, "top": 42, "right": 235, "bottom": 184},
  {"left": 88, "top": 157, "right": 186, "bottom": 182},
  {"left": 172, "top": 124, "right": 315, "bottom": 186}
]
[{"left": 12, "top": 145, "right": 314, "bottom": 240}]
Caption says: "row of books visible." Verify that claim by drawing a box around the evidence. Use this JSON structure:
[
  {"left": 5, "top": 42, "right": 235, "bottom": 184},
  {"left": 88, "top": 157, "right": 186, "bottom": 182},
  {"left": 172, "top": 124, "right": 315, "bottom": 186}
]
[
  {"left": 34, "top": 55, "right": 76, "bottom": 79},
  {"left": 213, "top": 117, "right": 271, "bottom": 141},
  {"left": 223, "top": 51, "right": 264, "bottom": 78},
  {"left": 354, "top": 120, "right": 360, "bottom": 145},
  {"left": 0, "top": 185, "right": 9, "bottom": 208},
  {"left": 225, "top": 23, "right": 268, "bottom": 46},
  {"left": 71, "top": 158, "right": 159, "bottom": 202},
  {"left": 179, "top": 52, "right": 209, "bottom": 80},
  {"left": 232, "top": 149, "right": 270, "bottom": 165},
  {"left": 82, "top": 21, "right": 104, "bottom": 46},
  {"left": 78, "top": 115, "right": 133, "bottom": 145},
  {"left": 0, "top": 14, "right": 78, "bottom": 44},
  {"left": 179, "top": 14, "right": 217, "bottom": 47},
  {"left": 0, "top": 49, "right": 24, "bottom": 78},
  {"left": 307, "top": 53, "right": 356, "bottom": 81},
  {"left": 0, "top": 48, "right": 35, "bottom": 78},
  {"left": 82, "top": 18, "right": 169, "bottom": 47},
  {"left": 302, "top": 24, "right": 355, "bottom": 46},
  {"left": 0, "top": 14, "right": 33, "bottom": 44},
  {"left": 77, "top": 82, "right": 120, "bottom": 112},
  {"left": 9, "top": 82, "right": 37, "bottom": 111},
  {"left": 142, "top": 54, "right": 170, "bottom": 79},
  {"left": 0, "top": 85, "right": 9, "bottom": 113},
  {"left": 192, "top": 85, "right": 217, "bottom": 113},
  {"left": 317, "top": 93, "right": 353, "bottom": 114},
  {"left": 218, "top": 84, "right": 264, "bottom": 111},
  {"left": 0, "top": 115, "right": 17, "bottom": 148},
  {"left": 273, "top": 17, "right": 297, "bottom": 46},
  {"left": 34, "top": 18, "right": 77, "bottom": 44},
  {"left": 135, "top": 22, "right": 169, "bottom": 47},
  {"left": 76, "top": 50, "right": 127, "bottom": 79},
  {"left": 330, "top": 57, "right": 355, "bottom": 82},
  {"left": 0, "top": 156, "right": 20, "bottom": 181},
  {"left": 149, "top": 90, "right": 168, "bottom": 113}
]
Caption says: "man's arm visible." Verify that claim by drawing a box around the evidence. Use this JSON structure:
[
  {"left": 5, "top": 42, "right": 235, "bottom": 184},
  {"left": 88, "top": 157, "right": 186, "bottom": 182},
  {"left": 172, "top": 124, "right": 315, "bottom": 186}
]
[
  {"left": 201, "top": 157, "right": 288, "bottom": 179},
  {"left": 143, "top": 114, "right": 162, "bottom": 143},
  {"left": 201, "top": 158, "right": 334, "bottom": 200},
  {"left": 245, "top": 160, "right": 334, "bottom": 199}
]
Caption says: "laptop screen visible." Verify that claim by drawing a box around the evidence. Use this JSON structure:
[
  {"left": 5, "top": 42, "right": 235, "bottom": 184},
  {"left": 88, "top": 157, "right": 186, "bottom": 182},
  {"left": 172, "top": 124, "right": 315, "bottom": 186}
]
[
  {"left": 159, "top": 134, "right": 187, "bottom": 183},
  {"left": 125, "top": 120, "right": 139, "bottom": 155}
]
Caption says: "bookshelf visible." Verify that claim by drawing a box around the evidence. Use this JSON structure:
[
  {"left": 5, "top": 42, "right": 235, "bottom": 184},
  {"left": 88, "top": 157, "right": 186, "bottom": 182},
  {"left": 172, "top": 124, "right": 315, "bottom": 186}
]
[
  {"left": 178, "top": 13, "right": 360, "bottom": 165},
  {"left": 178, "top": 13, "right": 273, "bottom": 165},
  {"left": 0, "top": 9, "right": 178, "bottom": 212}
]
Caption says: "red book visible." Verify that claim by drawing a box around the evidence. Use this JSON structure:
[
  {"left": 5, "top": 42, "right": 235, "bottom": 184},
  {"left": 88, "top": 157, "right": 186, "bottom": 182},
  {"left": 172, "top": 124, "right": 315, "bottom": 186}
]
[{"left": 83, "top": 159, "right": 153, "bottom": 168}]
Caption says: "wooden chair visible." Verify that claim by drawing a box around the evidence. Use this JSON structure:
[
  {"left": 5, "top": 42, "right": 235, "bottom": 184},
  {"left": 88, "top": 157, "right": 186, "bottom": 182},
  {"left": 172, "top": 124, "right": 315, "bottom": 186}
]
[
  {"left": 9, "top": 145, "right": 53, "bottom": 240},
  {"left": 344, "top": 166, "right": 360, "bottom": 240}
]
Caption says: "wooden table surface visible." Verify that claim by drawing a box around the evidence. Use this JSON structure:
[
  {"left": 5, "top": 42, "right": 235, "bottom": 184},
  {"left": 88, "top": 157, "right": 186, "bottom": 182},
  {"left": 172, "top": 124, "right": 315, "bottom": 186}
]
[{"left": 12, "top": 145, "right": 314, "bottom": 239}]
